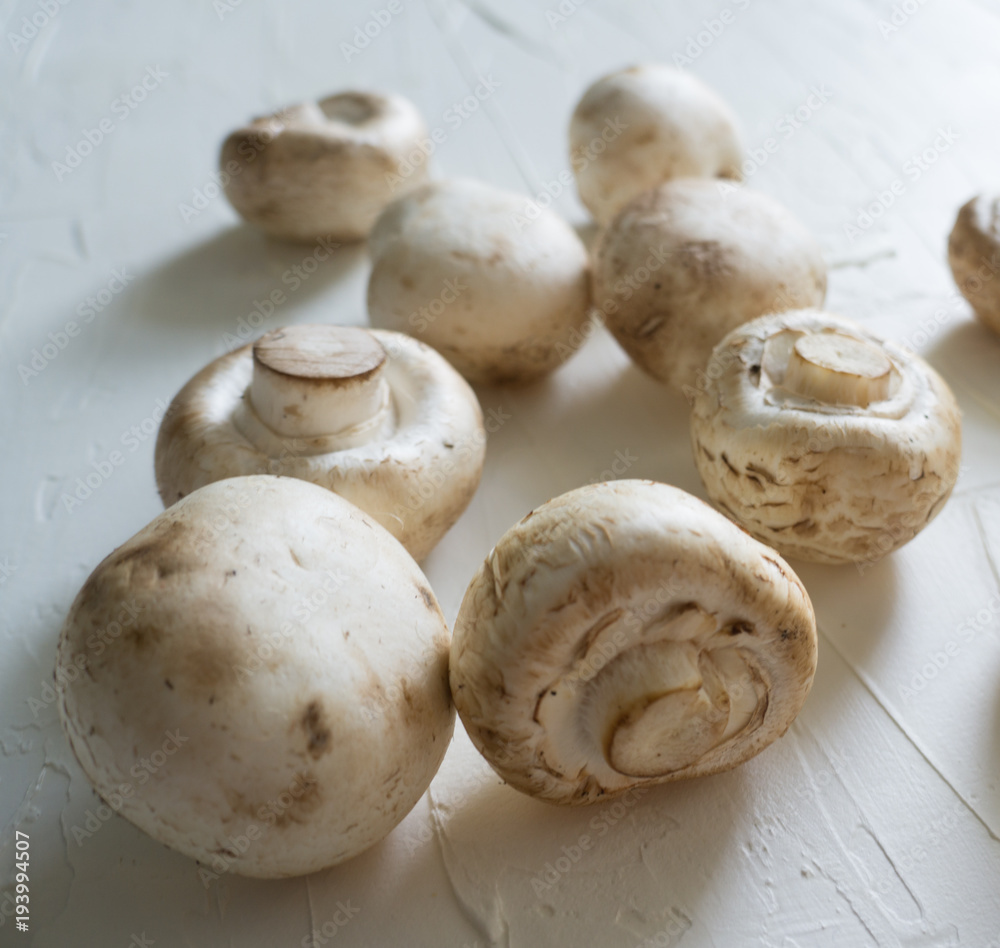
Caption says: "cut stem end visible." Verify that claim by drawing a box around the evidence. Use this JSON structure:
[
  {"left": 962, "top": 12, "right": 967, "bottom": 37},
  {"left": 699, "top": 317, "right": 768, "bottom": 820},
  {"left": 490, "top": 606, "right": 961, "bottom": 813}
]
[
  {"left": 783, "top": 331, "right": 892, "bottom": 407},
  {"left": 250, "top": 325, "right": 388, "bottom": 438}
]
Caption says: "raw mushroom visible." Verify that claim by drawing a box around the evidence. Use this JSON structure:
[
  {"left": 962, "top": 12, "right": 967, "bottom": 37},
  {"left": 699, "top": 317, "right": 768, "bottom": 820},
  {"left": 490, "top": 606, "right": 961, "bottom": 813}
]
[
  {"left": 450, "top": 480, "right": 817, "bottom": 805},
  {"left": 367, "top": 178, "right": 592, "bottom": 385},
  {"left": 569, "top": 64, "right": 743, "bottom": 225},
  {"left": 155, "top": 324, "right": 484, "bottom": 562},
  {"left": 56, "top": 475, "right": 454, "bottom": 877},
  {"left": 593, "top": 178, "right": 827, "bottom": 394},
  {"left": 690, "top": 309, "right": 962, "bottom": 565},
  {"left": 220, "top": 91, "right": 429, "bottom": 242},
  {"left": 948, "top": 194, "right": 1000, "bottom": 336}
]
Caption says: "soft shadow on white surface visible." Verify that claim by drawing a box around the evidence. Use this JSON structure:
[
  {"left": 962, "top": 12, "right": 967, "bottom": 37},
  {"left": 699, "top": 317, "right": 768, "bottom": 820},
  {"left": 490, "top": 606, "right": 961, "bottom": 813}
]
[
  {"left": 134, "top": 225, "right": 368, "bottom": 333},
  {"left": 925, "top": 317, "right": 1000, "bottom": 408},
  {"left": 400, "top": 725, "right": 740, "bottom": 946},
  {"left": 793, "top": 558, "right": 901, "bottom": 666},
  {"left": 924, "top": 318, "right": 1000, "bottom": 495},
  {"left": 472, "top": 342, "right": 701, "bottom": 502},
  {"left": 14, "top": 747, "right": 484, "bottom": 947}
]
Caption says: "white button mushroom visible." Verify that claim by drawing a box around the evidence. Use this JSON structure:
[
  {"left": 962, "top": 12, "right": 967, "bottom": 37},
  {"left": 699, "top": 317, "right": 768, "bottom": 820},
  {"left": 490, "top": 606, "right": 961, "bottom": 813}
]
[
  {"left": 366, "top": 178, "right": 592, "bottom": 385},
  {"left": 593, "top": 178, "right": 827, "bottom": 394},
  {"left": 450, "top": 480, "right": 817, "bottom": 805},
  {"left": 155, "top": 325, "right": 485, "bottom": 562},
  {"left": 569, "top": 64, "right": 744, "bottom": 225},
  {"left": 56, "top": 475, "right": 454, "bottom": 877},
  {"left": 690, "top": 310, "right": 962, "bottom": 565},
  {"left": 948, "top": 194, "right": 1000, "bottom": 336},
  {"left": 220, "top": 91, "right": 429, "bottom": 242}
]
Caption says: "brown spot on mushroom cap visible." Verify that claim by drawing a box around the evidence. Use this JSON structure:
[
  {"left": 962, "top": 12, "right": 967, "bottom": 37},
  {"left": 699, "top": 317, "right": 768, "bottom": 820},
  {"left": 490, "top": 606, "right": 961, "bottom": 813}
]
[
  {"left": 300, "top": 700, "right": 332, "bottom": 759},
  {"left": 123, "top": 625, "right": 163, "bottom": 652},
  {"left": 173, "top": 622, "right": 244, "bottom": 695},
  {"left": 417, "top": 585, "right": 435, "bottom": 609},
  {"left": 224, "top": 771, "right": 323, "bottom": 829},
  {"left": 274, "top": 773, "right": 322, "bottom": 826}
]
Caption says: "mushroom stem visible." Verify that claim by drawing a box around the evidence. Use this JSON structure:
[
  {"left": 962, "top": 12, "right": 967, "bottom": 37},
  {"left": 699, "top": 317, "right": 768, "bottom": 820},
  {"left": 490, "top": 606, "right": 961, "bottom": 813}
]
[
  {"left": 594, "top": 642, "right": 729, "bottom": 777},
  {"left": 250, "top": 325, "right": 390, "bottom": 439},
  {"left": 270, "top": 101, "right": 326, "bottom": 127},
  {"left": 782, "top": 331, "right": 892, "bottom": 407},
  {"left": 318, "top": 92, "right": 379, "bottom": 125}
]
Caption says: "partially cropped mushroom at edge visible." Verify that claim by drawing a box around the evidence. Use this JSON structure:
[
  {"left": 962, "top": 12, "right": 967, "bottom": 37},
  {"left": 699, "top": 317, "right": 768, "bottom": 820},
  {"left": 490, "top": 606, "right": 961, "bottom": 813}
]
[
  {"left": 57, "top": 475, "right": 454, "bottom": 877},
  {"left": 220, "top": 91, "right": 429, "bottom": 242},
  {"left": 155, "top": 324, "right": 485, "bottom": 562},
  {"left": 569, "top": 64, "right": 744, "bottom": 225},
  {"left": 690, "top": 310, "right": 962, "bottom": 565},
  {"left": 367, "top": 178, "right": 592, "bottom": 386},
  {"left": 593, "top": 178, "right": 827, "bottom": 395},
  {"left": 450, "top": 480, "right": 817, "bottom": 805},
  {"left": 948, "top": 194, "right": 1000, "bottom": 336}
]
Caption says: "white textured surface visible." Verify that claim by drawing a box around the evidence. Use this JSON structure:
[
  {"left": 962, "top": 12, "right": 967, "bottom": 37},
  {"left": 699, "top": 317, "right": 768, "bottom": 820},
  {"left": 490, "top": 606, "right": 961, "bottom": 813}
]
[{"left": 2, "top": 0, "right": 1000, "bottom": 945}]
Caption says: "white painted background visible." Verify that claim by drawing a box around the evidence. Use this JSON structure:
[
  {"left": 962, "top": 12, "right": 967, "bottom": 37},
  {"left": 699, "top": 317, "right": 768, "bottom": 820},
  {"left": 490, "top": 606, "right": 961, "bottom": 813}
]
[{"left": 2, "top": 0, "right": 1000, "bottom": 945}]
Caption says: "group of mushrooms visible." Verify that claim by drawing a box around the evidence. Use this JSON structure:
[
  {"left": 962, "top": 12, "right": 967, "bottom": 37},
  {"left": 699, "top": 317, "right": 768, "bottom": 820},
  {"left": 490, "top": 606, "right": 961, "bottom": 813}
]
[{"left": 56, "top": 64, "right": 995, "bottom": 879}]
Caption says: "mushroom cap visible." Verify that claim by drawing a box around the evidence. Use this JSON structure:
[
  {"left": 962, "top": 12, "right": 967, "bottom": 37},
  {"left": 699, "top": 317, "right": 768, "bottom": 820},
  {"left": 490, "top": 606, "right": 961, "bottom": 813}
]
[
  {"left": 56, "top": 475, "right": 454, "bottom": 877},
  {"left": 593, "top": 178, "right": 827, "bottom": 392},
  {"left": 221, "top": 91, "right": 429, "bottom": 242},
  {"left": 690, "top": 309, "right": 963, "bottom": 565},
  {"left": 154, "top": 327, "right": 485, "bottom": 563},
  {"left": 569, "top": 64, "right": 743, "bottom": 225},
  {"left": 450, "top": 480, "right": 817, "bottom": 805},
  {"left": 948, "top": 194, "right": 1000, "bottom": 335},
  {"left": 366, "top": 178, "right": 592, "bottom": 385}
]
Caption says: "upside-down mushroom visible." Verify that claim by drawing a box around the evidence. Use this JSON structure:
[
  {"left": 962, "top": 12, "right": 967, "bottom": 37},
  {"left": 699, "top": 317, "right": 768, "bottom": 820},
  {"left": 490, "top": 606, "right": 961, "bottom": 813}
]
[
  {"left": 155, "top": 325, "right": 485, "bottom": 562},
  {"left": 220, "top": 91, "right": 428, "bottom": 242},
  {"left": 56, "top": 475, "right": 454, "bottom": 877},
  {"left": 450, "top": 480, "right": 817, "bottom": 805},
  {"left": 690, "top": 310, "right": 962, "bottom": 564}
]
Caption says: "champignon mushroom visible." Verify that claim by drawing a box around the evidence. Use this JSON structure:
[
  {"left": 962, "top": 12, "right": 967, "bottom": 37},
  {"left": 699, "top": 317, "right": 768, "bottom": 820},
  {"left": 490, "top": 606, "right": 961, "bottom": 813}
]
[
  {"left": 593, "top": 178, "right": 827, "bottom": 394},
  {"left": 366, "top": 178, "right": 592, "bottom": 385},
  {"left": 450, "top": 480, "right": 817, "bottom": 805},
  {"left": 690, "top": 309, "right": 962, "bottom": 565},
  {"left": 155, "top": 324, "right": 484, "bottom": 562},
  {"left": 56, "top": 475, "right": 454, "bottom": 877},
  {"left": 220, "top": 91, "right": 429, "bottom": 242},
  {"left": 569, "top": 64, "right": 743, "bottom": 225},
  {"left": 948, "top": 194, "right": 1000, "bottom": 336}
]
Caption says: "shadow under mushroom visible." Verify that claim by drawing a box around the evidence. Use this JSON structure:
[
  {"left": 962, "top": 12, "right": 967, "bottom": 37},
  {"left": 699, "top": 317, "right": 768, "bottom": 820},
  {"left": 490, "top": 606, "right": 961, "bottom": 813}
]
[{"left": 133, "top": 224, "right": 368, "bottom": 337}]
